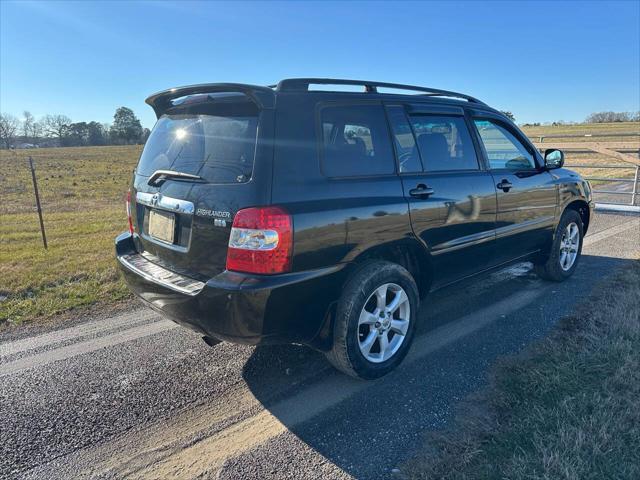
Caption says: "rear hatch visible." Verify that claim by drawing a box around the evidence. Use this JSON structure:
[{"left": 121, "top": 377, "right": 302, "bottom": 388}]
[{"left": 131, "top": 91, "right": 273, "bottom": 280}]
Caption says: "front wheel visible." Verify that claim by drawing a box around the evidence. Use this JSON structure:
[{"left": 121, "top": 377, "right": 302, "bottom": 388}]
[
  {"left": 325, "top": 261, "right": 419, "bottom": 379},
  {"left": 534, "top": 209, "right": 584, "bottom": 281}
]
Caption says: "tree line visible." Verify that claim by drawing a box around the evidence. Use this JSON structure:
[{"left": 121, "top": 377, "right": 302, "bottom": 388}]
[
  {"left": 0, "top": 107, "right": 150, "bottom": 149},
  {"left": 519, "top": 110, "right": 639, "bottom": 127},
  {"left": 585, "top": 111, "right": 640, "bottom": 123}
]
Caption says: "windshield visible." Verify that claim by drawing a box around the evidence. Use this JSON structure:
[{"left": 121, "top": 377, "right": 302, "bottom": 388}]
[{"left": 137, "top": 112, "right": 259, "bottom": 184}]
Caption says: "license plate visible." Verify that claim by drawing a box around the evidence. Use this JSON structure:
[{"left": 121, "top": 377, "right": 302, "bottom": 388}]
[{"left": 148, "top": 210, "right": 175, "bottom": 244}]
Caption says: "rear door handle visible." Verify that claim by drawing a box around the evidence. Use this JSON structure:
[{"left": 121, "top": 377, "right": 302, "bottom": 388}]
[
  {"left": 409, "top": 184, "right": 435, "bottom": 198},
  {"left": 496, "top": 179, "right": 513, "bottom": 192}
]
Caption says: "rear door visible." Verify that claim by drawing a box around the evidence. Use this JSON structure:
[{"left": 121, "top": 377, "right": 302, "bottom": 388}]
[
  {"left": 131, "top": 93, "right": 273, "bottom": 280},
  {"left": 470, "top": 115, "right": 557, "bottom": 264},
  {"left": 271, "top": 98, "right": 411, "bottom": 272},
  {"left": 387, "top": 104, "right": 498, "bottom": 287}
]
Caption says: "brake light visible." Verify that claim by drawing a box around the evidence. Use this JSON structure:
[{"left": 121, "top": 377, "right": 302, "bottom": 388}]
[
  {"left": 226, "top": 206, "right": 293, "bottom": 274},
  {"left": 125, "top": 189, "right": 134, "bottom": 234}
]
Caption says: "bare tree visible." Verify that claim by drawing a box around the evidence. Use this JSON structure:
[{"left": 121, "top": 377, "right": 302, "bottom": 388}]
[
  {"left": 32, "top": 120, "right": 43, "bottom": 142},
  {"left": 0, "top": 113, "right": 20, "bottom": 148},
  {"left": 585, "top": 111, "right": 638, "bottom": 123},
  {"left": 42, "top": 114, "right": 72, "bottom": 142},
  {"left": 22, "top": 111, "right": 35, "bottom": 143},
  {"left": 21, "top": 111, "right": 45, "bottom": 145}
]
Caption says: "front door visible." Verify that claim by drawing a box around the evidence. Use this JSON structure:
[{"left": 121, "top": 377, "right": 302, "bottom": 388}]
[
  {"left": 471, "top": 117, "right": 557, "bottom": 264},
  {"left": 386, "top": 104, "right": 498, "bottom": 287}
]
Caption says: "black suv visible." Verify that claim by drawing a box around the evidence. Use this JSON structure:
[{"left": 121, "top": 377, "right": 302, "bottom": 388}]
[{"left": 116, "top": 78, "right": 593, "bottom": 379}]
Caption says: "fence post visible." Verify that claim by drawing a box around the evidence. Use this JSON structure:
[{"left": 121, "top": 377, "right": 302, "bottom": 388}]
[
  {"left": 28, "top": 156, "right": 48, "bottom": 249},
  {"left": 632, "top": 166, "right": 639, "bottom": 207}
]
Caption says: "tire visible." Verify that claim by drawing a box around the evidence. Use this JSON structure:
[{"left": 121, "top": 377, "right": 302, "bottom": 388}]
[
  {"left": 534, "top": 209, "right": 584, "bottom": 282},
  {"left": 325, "top": 260, "right": 419, "bottom": 379}
]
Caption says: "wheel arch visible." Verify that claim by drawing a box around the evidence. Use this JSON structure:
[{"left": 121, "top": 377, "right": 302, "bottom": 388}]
[
  {"left": 348, "top": 239, "right": 433, "bottom": 299},
  {"left": 563, "top": 199, "right": 591, "bottom": 234},
  {"left": 308, "top": 239, "right": 433, "bottom": 352}
]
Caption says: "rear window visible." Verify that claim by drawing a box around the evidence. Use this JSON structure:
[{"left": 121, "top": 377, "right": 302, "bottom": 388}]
[
  {"left": 320, "top": 104, "right": 394, "bottom": 177},
  {"left": 137, "top": 106, "right": 259, "bottom": 184}
]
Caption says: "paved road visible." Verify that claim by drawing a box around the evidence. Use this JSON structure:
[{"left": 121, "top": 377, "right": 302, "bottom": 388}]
[{"left": 1, "top": 212, "right": 638, "bottom": 480}]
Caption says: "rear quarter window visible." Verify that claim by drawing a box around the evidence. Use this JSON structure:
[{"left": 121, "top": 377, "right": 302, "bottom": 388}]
[{"left": 320, "top": 104, "right": 395, "bottom": 177}]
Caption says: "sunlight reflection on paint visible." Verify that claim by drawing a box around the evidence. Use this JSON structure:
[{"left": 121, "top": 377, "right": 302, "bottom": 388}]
[{"left": 175, "top": 128, "right": 187, "bottom": 140}]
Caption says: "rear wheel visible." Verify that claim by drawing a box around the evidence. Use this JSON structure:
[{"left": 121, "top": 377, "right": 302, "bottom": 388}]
[
  {"left": 325, "top": 261, "right": 419, "bottom": 379},
  {"left": 534, "top": 209, "right": 583, "bottom": 281}
]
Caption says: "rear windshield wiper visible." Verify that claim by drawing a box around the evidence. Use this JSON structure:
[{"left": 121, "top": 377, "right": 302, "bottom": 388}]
[{"left": 147, "top": 170, "right": 205, "bottom": 187}]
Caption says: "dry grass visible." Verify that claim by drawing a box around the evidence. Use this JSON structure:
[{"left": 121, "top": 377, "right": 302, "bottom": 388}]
[
  {"left": 404, "top": 260, "right": 640, "bottom": 480},
  {"left": 0, "top": 146, "right": 141, "bottom": 327},
  {"left": 521, "top": 121, "right": 639, "bottom": 142}
]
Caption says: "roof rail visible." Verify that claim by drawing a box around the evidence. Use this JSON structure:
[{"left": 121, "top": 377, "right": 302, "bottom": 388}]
[
  {"left": 145, "top": 83, "right": 276, "bottom": 117},
  {"left": 273, "top": 78, "right": 486, "bottom": 105}
]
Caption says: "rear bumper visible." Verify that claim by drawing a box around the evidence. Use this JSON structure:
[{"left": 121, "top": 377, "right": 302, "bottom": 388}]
[{"left": 115, "top": 232, "right": 344, "bottom": 345}]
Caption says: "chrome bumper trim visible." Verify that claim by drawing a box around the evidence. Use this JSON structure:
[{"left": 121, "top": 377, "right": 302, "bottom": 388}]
[{"left": 118, "top": 253, "right": 204, "bottom": 296}]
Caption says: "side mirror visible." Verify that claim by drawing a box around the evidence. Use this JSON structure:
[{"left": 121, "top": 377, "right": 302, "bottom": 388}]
[{"left": 544, "top": 148, "right": 564, "bottom": 169}]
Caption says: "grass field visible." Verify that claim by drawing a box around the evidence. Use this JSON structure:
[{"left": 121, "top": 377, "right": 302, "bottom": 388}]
[
  {"left": 404, "top": 259, "right": 640, "bottom": 480},
  {"left": 0, "top": 146, "right": 141, "bottom": 327},
  {"left": 521, "top": 121, "right": 639, "bottom": 142},
  {"left": 0, "top": 122, "right": 638, "bottom": 328}
]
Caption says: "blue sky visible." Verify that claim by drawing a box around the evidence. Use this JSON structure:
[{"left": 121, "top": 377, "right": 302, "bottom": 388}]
[{"left": 1, "top": 0, "right": 638, "bottom": 128}]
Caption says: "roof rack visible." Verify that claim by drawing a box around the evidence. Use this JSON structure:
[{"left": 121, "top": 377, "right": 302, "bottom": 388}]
[{"left": 273, "top": 78, "right": 486, "bottom": 105}]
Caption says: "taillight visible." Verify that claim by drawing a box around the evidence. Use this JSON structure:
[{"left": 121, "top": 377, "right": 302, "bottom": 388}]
[
  {"left": 226, "top": 206, "right": 293, "bottom": 274},
  {"left": 125, "top": 189, "right": 134, "bottom": 234}
]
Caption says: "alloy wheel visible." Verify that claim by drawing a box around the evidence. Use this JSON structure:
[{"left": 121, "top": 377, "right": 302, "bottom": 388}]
[
  {"left": 357, "top": 283, "right": 411, "bottom": 363},
  {"left": 559, "top": 222, "right": 580, "bottom": 271}
]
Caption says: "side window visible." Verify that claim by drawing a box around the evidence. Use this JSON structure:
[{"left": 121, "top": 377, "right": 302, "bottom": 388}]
[
  {"left": 321, "top": 104, "right": 395, "bottom": 177},
  {"left": 408, "top": 115, "right": 479, "bottom": 171},
  {"left": 386, "top": 105, "right": 423, "bottom": 173},
  {"left": 473, "top": 119, "right": 536, "bottom": 170}
]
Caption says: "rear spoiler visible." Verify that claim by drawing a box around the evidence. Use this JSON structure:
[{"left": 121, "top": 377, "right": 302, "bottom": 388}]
[{"left": 145, "top": 83, "right": 276, "bottom": 118}]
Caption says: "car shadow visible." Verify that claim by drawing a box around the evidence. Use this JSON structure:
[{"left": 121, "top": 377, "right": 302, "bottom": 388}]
[{"left": 234, "top": 254, "right": 636, "bottom": 479}]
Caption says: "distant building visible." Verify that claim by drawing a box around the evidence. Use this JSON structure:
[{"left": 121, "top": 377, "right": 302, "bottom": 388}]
[{"left": 38, "top": 139, "right": 60, "bottom": 148}]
